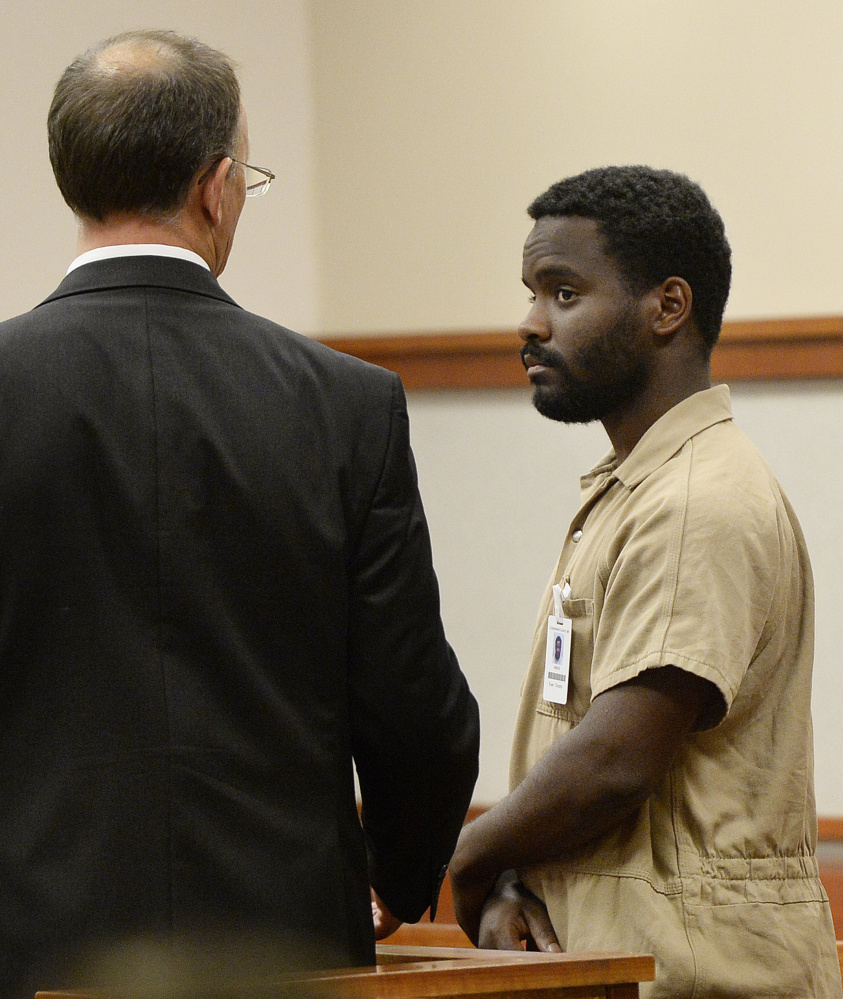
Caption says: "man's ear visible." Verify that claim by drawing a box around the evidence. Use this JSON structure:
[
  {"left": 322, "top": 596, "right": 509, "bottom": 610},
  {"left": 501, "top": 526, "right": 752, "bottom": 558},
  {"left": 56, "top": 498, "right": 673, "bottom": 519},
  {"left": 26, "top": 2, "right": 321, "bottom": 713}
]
[
  {"left": 653, "top": 277, "right": 693, "bottom": 337},
  {"left": 199, "top": 157, "right": 233, "bottom": 227}
]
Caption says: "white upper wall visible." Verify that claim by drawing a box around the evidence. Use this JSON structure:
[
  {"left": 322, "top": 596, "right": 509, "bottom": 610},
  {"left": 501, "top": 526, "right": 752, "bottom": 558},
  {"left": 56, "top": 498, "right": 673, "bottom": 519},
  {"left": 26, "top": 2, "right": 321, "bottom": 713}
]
[{"left": 309, "top": 0, "right": 843, "bottom": 334}]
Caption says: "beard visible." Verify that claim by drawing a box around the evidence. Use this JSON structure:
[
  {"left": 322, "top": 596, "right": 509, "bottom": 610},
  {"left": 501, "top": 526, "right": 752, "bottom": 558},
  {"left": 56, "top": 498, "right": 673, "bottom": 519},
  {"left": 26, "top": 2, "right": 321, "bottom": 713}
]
[{"left": 521, "top": 309, "right": 649, "bottom": 425}]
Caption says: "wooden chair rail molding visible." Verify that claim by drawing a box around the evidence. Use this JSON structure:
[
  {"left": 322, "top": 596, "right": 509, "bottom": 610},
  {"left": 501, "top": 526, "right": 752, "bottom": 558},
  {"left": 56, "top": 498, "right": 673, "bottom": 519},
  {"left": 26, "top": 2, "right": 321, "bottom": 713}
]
[
  {"left": 319, "top": 316, "right": 843, "bottom": 390},
  {"left": 820, "top": 818, "right": 843, "bottom": 840}
]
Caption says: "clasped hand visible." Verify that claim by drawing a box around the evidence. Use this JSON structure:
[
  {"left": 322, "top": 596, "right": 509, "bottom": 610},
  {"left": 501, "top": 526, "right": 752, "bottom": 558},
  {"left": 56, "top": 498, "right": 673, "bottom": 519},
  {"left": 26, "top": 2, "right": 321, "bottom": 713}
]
[
  {"left": 371, "top": 887, "right": 403, "bottom": 940},
  {"left": 453, "top": 867, "right": 561, "bottom": 952}
]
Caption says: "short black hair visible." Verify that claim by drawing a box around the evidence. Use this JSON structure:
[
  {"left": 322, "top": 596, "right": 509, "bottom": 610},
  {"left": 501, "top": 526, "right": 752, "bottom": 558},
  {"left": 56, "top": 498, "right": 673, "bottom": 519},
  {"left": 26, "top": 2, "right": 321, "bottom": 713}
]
[
  {"left": 528, "top": 166, "right": 731, "bottom": 351},
  {"left": 48, "top": 29, "right": 241, "bottom": 222}
]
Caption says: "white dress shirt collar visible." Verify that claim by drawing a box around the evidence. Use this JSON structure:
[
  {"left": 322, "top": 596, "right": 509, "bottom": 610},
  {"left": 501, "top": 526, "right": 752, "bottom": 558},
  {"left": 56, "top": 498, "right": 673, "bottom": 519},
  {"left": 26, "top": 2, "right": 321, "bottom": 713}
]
[{"left": 67, "top": 244, "right": 210, "bottom": 275}]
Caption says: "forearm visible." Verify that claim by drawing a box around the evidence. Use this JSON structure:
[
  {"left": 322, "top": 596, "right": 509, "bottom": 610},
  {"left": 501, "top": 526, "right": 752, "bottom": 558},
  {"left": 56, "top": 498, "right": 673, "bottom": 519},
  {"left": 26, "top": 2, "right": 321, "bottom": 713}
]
[
  {"left": 449, "top": 728, "right": 644, "bottom": 945},
  {"left": 452, "top": 722, "right": 648, "bottom": 884},
  {"left": 450, "top": 665, "right": 713, "bottom": 936}
]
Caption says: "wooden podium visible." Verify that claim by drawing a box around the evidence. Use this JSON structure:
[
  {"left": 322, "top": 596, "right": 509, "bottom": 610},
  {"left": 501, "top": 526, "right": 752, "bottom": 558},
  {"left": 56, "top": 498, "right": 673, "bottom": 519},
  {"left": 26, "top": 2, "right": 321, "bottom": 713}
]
[
  {"left": 35, "top": 944, "right": 656, "bottom": 999},
  {"left": 305, "top": 945, "right": 655, "bottom": 999}
]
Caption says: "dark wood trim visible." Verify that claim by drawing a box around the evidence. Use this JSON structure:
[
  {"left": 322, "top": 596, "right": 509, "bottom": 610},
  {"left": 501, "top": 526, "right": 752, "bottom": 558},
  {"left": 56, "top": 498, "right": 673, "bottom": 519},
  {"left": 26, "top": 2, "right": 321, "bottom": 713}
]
[
  {"left": 320, "top": 331, "right": 524, "bottom": 390},
  {"left": 319, "top": 316, "right": 843, "bottom": 390},
  {"left": 712, "top": 316, "right": 843, "bottom": 382}
]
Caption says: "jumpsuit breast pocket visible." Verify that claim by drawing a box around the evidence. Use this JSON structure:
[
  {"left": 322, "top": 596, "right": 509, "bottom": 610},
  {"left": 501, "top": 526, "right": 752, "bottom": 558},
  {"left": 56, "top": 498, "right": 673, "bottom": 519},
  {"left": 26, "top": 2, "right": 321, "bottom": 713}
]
[{"left": 538, "top": 596, "right": 595, "bottom": 725}]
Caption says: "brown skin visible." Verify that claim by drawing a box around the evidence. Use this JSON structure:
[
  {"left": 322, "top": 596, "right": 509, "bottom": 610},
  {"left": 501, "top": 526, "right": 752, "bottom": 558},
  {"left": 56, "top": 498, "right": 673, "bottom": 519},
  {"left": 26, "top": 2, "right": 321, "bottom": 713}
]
[
  {"left": 449, "top": 216, "right": 718, "bottom": 948},
  {"left": 451, "top": 666, "right": 714, "bottom": 945},
  {"left": 518, "top": 216, "right": 711, "bottom": 462}
]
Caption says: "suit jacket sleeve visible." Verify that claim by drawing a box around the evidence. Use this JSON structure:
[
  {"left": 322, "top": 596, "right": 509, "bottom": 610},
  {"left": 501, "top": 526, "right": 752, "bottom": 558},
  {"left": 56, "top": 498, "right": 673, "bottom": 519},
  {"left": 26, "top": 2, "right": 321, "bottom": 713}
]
[{"left": 346, "top": 374, "right": 480, "bottom": 923}]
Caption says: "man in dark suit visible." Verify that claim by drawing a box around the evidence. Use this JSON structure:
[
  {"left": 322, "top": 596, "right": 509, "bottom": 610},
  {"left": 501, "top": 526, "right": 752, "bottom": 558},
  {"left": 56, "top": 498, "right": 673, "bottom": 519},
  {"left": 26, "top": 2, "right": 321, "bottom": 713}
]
[{"left": 0, "top": 29, "right": 479, "bottom": 995}]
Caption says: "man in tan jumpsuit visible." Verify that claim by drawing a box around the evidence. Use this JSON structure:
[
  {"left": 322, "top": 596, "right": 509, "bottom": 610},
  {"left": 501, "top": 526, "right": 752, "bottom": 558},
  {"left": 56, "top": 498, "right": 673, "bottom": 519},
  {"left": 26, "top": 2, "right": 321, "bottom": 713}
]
[{"left": 450, "top": 166, "right": 841, "bottom": 998}]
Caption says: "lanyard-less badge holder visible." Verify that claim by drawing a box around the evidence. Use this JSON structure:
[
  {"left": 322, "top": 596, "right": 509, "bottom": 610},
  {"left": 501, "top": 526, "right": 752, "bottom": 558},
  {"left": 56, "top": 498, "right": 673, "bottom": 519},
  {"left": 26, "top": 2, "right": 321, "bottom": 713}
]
[{"left": 543, "top": 581, "right": 572, "bottom": 705}]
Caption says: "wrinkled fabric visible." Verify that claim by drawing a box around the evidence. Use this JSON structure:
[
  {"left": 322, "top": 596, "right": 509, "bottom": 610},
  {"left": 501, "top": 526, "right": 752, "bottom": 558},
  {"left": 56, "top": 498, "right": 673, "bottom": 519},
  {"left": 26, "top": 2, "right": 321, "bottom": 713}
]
[{"left": 511, "top": 386, "right": 841, "bottom": 998}]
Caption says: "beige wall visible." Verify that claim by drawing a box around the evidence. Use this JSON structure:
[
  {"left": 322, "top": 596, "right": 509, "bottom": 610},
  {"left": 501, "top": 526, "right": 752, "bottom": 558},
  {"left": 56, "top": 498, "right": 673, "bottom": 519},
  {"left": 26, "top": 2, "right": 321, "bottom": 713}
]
[
  {"left": 2, "top": 2, "right": 842, "bottom": 810},
  {"left": 3, "top": 0, "right": 318, "bottom": 332},
  {"left": 309, "top": 0, "right": 843, "bottom": 334}
]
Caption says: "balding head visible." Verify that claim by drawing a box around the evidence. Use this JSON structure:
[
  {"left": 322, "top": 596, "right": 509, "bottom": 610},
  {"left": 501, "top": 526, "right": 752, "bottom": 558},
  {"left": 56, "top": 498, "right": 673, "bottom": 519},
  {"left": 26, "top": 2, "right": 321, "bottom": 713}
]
[
  {"left": 48, "top": 30, "right": 241, "bottom": 222},
  {"left": 95, "top": 36, "right": 181, "bottom": 74}
]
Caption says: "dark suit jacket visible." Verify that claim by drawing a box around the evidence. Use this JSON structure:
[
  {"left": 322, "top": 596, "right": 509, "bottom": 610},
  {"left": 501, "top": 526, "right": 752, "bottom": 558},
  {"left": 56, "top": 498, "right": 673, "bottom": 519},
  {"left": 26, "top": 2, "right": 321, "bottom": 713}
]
[{"left": 0, "top": 256, "right": 479, "bottom": 994}]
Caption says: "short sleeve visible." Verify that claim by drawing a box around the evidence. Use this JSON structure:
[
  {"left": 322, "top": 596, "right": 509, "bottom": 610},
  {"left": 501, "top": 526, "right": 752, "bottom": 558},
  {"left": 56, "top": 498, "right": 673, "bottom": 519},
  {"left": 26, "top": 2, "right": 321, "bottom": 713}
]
[{"left": 589, "top": 433, "right": 783, "bottom": 728}]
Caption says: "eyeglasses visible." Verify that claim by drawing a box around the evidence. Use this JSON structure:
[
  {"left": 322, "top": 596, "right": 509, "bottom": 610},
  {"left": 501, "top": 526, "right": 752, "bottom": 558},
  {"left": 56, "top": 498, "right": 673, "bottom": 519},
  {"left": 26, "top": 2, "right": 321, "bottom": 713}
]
[
  {"left": 231, "top": 158, "right": 275, "bottom": 198},
  {"left": 197, "top": 157, "right": 275, "bottom": 198}
]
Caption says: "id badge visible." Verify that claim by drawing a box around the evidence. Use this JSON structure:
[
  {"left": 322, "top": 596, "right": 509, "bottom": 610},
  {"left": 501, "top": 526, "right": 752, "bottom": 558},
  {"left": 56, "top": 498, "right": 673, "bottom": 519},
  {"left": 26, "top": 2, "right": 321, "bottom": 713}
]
[{"left": 543, "top": 614, "right": 572, "bottom": 705}]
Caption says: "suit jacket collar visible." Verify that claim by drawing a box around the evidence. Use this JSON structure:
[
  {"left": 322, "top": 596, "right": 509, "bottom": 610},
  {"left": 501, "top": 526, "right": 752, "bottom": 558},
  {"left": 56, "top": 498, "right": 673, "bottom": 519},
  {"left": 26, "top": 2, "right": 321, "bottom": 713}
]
[{"left": 37, "top": 255, "right": 240, "bottom": 310}]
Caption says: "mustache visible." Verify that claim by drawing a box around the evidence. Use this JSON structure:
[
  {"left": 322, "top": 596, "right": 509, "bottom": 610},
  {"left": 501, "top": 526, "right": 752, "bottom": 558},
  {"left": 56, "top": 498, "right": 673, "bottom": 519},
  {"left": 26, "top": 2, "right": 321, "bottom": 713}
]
[{"left": 520, "top": 342, "right": 563, "bottom": 369}]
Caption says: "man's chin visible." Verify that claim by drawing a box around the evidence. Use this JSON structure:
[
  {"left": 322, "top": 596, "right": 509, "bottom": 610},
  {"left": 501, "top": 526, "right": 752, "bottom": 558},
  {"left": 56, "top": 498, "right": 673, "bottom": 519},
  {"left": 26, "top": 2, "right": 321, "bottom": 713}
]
[{"left": 532, "top": 386, "right": 600, "bottom": 425}]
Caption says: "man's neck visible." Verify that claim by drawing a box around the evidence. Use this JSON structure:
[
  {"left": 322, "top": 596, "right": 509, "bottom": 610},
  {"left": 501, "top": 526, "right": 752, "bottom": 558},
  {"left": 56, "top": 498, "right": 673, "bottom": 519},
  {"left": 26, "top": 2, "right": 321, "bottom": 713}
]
[
  {"left": 602, "top": 370, "right": 712, "bottom": 464},
  {"left": 76, "top": 213, "right": 214, "bottom": 270}
]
